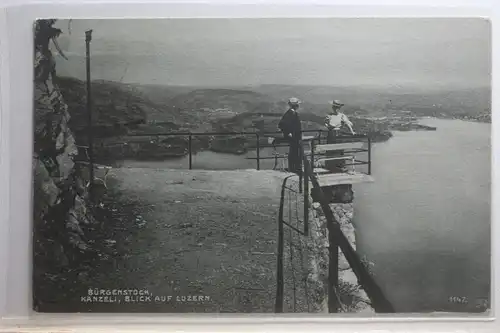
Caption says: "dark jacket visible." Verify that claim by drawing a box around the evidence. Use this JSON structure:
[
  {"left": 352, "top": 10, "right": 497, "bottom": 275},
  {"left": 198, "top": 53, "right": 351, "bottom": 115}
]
[{"left": 278, "top": 109, "right": 302, "bottom": 140}]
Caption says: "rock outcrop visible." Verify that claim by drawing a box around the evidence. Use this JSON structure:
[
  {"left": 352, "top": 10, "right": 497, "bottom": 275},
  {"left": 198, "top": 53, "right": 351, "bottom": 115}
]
[
  {"left": 308, "top": 200, "right": 375, "bottom": 313},
  {"left": 33, "top": 20, "right": 97, "bottom": 285},
  {"left": 280, "top": 178, "right": 375, "bottom": 313}
]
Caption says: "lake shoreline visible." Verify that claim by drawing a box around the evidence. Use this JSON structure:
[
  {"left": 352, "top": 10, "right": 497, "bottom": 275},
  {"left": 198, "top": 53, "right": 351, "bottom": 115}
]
[
  {"left": 105, "top": 118, "right": 492, "bottom": 313},
  {"left": 93, "top": 131, "right": 393, "bottom": 165},
  {"left": 97, "top": 117, "right": 490, "bottom": 168}
]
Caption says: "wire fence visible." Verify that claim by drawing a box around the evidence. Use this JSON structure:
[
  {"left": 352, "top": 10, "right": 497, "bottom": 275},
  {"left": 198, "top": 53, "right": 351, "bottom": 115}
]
[{"left": 79, "top": 126, "right": 390, "bottom": 313}]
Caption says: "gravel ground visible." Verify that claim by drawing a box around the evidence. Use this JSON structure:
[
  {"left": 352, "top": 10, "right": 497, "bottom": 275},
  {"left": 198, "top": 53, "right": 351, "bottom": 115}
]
[{"left": 55, "top": 168, "right": 298, "bottom": 313}]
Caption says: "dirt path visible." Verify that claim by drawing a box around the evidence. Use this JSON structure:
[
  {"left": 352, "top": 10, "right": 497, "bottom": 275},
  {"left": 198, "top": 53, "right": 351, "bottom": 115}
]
[{"left": 80, "top": 168, "right": 296, "bottom": 313}]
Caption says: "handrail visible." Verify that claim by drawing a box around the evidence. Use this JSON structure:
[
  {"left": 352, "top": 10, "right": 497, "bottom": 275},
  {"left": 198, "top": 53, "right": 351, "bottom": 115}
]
[
  {"left": 300, "top": 144, "right": 394, "bottom": 313},
  {"left": 126, "top": 129, "right": 369, "bottom": 137},
  {"left": 275, "top": 174, "right": 297, "bottom": 313},
  {"left": 94, "top": 127, "right": 384, "bottom": 312},
  {"left": 275, "top": 170, "right": 312, "bottom": 313},
  {"left": 115, "top": 129, "right": 370, "bottom": 171}
]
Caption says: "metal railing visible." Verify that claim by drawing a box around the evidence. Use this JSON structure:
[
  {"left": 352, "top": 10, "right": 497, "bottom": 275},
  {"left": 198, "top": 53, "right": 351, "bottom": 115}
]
[
  {"left": 126, "top": 131, "right": 264, "bottom": 170},
  {"left": 86, "top": 127, "right": 388, "bottom": 312},
  {"left": 275, "top": 137, "right": 394, "bottom": 313},
  {"left": 123, "top": 129, "right": 373, "bottom": 172},
  {"left": 309, "top": 133, "right": 372, "bottom": 173},
  {"left": 275, "top": 172, "right": 312, "bottom": 312},
  {"left": 305, "top": 155, "right": 394, "bottom": 313}
]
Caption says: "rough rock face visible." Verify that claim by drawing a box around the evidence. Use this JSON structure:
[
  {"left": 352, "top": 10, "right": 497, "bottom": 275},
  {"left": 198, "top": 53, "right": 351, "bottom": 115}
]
[
  {"left": 33, "top": 20, "right": 97, "bottom": 273},
  {"left": 309, "top": 200, "right": 375, "bottom": 313}
]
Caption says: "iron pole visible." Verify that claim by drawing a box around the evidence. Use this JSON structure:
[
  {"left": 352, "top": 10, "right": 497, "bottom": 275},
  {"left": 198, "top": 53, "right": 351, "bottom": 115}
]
[
  {"left": 328, "top": 226, "right": 339, "bottom": 312},
  {"left": 303, "top": 147, "right": 309, "bottom": 236},
  {"left": 85, "top": 30, "right": 94, "bottom": 202},
  {"left": 298, "top": 142, "right": 303, "bottom": 194},
  {"left": 188, "top": 134, "right": 192, "bottom": 170},
  {"left": 368, "top": 136, "right": 372, "bottom": 175},
  {"left": 256, "top": 134, "right": 260, "bottom": 170}
]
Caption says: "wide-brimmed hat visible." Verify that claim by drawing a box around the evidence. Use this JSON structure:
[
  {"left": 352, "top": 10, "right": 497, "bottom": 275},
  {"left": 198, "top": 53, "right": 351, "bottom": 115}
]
[
  {"left": 329, "top": 99, "right": 344, "bottom": 107},
  {"left": 288, "top": 97, "right": 301, "bottom": 105}
]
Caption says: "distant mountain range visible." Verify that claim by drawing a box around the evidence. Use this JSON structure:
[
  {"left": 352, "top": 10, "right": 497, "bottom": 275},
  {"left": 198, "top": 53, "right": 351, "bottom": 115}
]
[
  {"left": 253, "top": 84, "right": 491, "bottom": 115},
  {"left": 55, "top": 53, "right": 490, "bottom": 116},
  {"left": 58, "top": 75, "right": 491, "bottom": 133},
  {"left": 56, "top": 75, "right": 490, "bottom": 162}
]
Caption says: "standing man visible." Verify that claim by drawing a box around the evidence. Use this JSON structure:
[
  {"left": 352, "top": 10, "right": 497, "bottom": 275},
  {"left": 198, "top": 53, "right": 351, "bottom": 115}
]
[{"left": 278, "top": 97, "right": 302, "bottom": 174}]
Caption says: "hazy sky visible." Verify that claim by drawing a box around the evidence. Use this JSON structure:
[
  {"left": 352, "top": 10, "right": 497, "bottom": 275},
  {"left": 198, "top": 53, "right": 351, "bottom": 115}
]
[{"left": 53, "top": 18, "right": 491, "bottom": 89}]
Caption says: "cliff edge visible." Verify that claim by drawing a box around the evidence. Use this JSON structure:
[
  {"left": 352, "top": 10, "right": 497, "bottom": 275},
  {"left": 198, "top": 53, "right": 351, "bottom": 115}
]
[{"left": 33, "top": 19, "right": 99, "bottom": 309}]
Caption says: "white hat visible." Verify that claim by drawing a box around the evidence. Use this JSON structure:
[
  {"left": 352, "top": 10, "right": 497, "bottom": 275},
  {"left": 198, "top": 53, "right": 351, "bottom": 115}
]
[
  {"left": 288, "top": 97, "right": 301, "bottom": 105},
  {"left": 329, "top": 99, "right": 344, "bottom": 107}
]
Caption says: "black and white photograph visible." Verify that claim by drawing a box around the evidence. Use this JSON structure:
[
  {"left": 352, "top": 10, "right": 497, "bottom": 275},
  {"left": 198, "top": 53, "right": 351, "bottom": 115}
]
[{"left": 32, "top": 17, "right": 491, "bottom": 314}]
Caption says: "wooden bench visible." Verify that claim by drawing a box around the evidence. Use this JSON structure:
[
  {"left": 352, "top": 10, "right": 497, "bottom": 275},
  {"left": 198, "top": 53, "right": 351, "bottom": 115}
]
[
  {"left": 312, "top": 167, "right": 331, "bottom": 174},
  {"left": 315, "top": 155, "right": 355, "bottom": 167},
  {"left": 302, "top": 135, "right": 316, "bottom": 141},
  {"left": 314, "top": 142, "right": 365, "bottom": 153},
  {"left": 75, "top": 145, "right": 112, "bottom": 189},
  {"left": 317, "top": 172, "right": 374, "bottom": 187}
]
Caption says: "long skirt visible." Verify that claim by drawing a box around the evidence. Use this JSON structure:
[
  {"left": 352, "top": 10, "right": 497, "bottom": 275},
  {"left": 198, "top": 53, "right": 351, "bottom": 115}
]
[
  {"left": 325, "top": 130, "right": 345, "bottom": 173},
  {"left": 314, "top": 129, "right": 353, "bottom": 204}
]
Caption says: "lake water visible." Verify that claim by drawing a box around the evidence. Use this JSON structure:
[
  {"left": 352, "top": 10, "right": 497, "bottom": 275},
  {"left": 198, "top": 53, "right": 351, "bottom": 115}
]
[
  {"left": 122, "top": 118, "right": 491, "bottom": 313},
  {"left": 353, "top": 118, "right": 491, "bottom": 313},
  {"left": 121, "top": 144, "right": 289, "bottom": 170}
]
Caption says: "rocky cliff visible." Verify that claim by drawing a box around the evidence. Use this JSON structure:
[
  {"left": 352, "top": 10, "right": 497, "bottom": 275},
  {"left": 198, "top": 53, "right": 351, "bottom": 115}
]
[
  {"left": 33, "top": 19, "right": 98, "bottom": 307},
  {"left": 307, "top": 200, "right": 375, "bottom": 313},
  {"left": 279, "top": 178, "right": 375, "bottom": 313}
]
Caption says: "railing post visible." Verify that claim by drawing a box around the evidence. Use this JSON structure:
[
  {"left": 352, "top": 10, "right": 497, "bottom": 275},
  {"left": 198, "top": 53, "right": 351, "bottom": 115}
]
[
  {"left": 367, "top": 136, "right": 372, "bottom": 175},
  {"left": 311, "top": 139, "right": 315, "bottom": 169},
  {"left": 298, "top": 141, "right": 303, "bottom": 194},
  {"left": 188, "top": 134, "right": 192, "bottom": 170},
  {"left": 275, "top": 217, "right": 284, "bottom": 313},
  {"left": 303, "top": 149, "right": 309, "bottom": 236},
  {"left": 275, "top": 177, "right": 288, "bottom": 313},
  {"left": 302, "top": 156, "right": 339, "bottom": 312},
  {"left": 329, "top": 232, "right": 339, "bottom": 313},
  {"left": 256, "top": 133, "right": 260, "bottom": 170}
]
